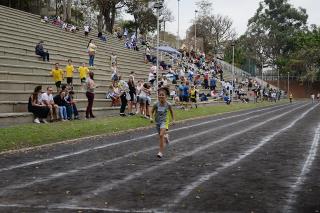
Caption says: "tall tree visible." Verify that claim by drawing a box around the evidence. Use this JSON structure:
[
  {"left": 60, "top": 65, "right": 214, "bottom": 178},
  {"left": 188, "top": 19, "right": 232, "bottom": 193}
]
[{"left": 246, "top": 0, "right": 308, "bottom": 73}]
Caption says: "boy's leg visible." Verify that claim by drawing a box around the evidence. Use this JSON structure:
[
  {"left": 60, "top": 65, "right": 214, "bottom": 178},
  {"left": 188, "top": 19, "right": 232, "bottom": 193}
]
[{"left": 158, "top": 128, "right": 166, "bottom": 156}]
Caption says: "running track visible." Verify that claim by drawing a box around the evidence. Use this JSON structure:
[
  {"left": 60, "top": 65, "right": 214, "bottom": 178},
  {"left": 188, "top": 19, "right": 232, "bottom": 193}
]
[{"left": 0, "top": 101, "right": 320, "bottom": 213}]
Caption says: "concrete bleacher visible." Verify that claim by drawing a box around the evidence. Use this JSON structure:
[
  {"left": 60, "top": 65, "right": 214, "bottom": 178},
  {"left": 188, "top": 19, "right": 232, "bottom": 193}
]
[{"left": 0, "top": 5, "right": 154, "bottom": 126}]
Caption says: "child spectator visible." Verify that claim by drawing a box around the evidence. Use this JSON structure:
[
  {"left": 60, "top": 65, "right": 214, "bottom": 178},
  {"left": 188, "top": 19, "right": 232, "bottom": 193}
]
[
  {"left": 35, "top": 41, "right": 49, "bottom": 62},
  {"left": 64, "top": 59, "right": 75, "bottom": 88},
  {"left": 50, "top": 63, "right": 64, "bottom": 92},
  {"left": 151, "top": 87, "right": 175, "bottom": 158},
  {"left": 53, "top": 91, "right": 68, "bottom": 121},
  {"left": 41, "top": 86, "right": 59, "bottom": 122},
  {"left": 28, "top": 86, "right": 49, "bottom": 124},
  {"left": 98, "top": 32, "right": 107, "bottom": 42},
  {"left": 111, "top": 63, "right": 119, "bottom": 83},
  {"left": 78, "top": 62, "right": 89, "bottom": 90},
  {"left": 110, "top": 52, "right": 118, "bottom": 66},
  {"left": 118, "top": 76, "right": 129, "bottom": 116},
  {"left": 106, "top": 84, "right": 120, "bottom": 107},
  {"left": 189, "top": 85, "right": 198, "bottom": 108}
]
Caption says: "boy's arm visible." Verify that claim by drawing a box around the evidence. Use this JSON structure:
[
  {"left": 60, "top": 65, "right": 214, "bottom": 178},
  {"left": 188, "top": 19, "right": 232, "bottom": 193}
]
[{"left": 169, "top": 105, "right": 175, "bottom": 123}]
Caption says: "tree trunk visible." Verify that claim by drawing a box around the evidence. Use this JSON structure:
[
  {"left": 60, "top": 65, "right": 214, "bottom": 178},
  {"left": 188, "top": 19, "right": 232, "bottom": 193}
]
[
  {"left": 62, "top": 0, "right": 66, "bottom": 21},
  {"left": 103, "top": 7, "right": 112, "bottom": 33},
  {"left": 97, "top": 13, "right": 103, "bottom": 32},
  {"left": 66, "top": 0, "right": 71, "bottom": 22}
]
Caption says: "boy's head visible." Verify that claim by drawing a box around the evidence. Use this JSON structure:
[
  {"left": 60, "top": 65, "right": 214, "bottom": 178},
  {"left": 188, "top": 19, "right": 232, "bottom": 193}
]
[
  {"left": 68, "top": 59, "right": 72, "bottom": 64},
  {"left": 82, "top": 62, "right": 86, "bottom": 67},
  {"left": 54, "top": 63, "right": 59, "bottom": 69},
  {"left": 158, "top": 87, "right": 170, "bottom": 100}
]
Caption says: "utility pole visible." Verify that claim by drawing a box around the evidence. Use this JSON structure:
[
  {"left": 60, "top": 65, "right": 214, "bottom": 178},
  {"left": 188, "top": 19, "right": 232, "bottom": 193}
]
[{"left": 194, "top": 10, "right": 198, "bottom": 51}]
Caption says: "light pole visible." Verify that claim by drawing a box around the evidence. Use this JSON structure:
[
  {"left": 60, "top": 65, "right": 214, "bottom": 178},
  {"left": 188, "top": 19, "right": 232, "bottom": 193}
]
[
  {"left": 194, "top": 10, "right": 198, "bottom": 51},
  {"left": 154, "top": 0, "right": 163, "bottom": 99},
  {"left": 287, "top": 72, "right": 290, "bottom": 94},
  {"left": 177, "top": 0, "right": 180, "bottom": 49},
  {"left": 231, "top": 42, "right": 235, "bottom": 100},
  {"left": 277, "top": 69, "right": 280, "bottom": 89}
]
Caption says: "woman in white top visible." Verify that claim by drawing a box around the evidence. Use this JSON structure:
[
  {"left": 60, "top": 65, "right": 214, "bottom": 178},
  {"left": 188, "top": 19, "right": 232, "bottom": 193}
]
[
  {"left": 87, "top": 39, "right": 97, "bottom": 67},
  {"left": 86, "top": 72, "right": 97, "bottom": 119}
]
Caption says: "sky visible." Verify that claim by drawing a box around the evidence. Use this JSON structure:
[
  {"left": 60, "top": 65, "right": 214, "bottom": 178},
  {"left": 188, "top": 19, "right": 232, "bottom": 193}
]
[{"left": 164, "top": 0, "right": 320, "bottom": 39}]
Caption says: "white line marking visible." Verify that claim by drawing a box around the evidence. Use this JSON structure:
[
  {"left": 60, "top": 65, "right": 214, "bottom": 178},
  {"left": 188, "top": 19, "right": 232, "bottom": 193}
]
[
  {"left": 0, "top": 103, "right": 296, "bottom": 194},
  {"left": 283, "top": 122, "right": 320, "bottom": 212},
  {"left": 0, "top": 203, "right": 153, "bottom": 213},
  {"left": 67, "top": 103, "right": 308, "bottom": 206},
  {"left": 165, "top": 104, "right": 318, "bottom": 208},
  {"left": 0, "top": 103, "right": 292, "bottom": 173}
]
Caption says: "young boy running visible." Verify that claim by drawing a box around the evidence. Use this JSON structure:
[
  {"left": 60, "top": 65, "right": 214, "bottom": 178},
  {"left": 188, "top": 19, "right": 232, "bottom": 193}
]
[
  {"left": 65, "top": 59, "right": 75, "bottom": 88},
  {"left": 152, "top": 87, "right": 175, "bottom": 158},
  {"left": 50, "top": 63, "right": 64, "bottom": 92}
]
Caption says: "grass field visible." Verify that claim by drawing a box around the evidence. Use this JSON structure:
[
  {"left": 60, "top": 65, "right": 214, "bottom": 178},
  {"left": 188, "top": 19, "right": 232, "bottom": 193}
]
[{"left": 0, "top": 101, "right": 287, "bottom": 153}]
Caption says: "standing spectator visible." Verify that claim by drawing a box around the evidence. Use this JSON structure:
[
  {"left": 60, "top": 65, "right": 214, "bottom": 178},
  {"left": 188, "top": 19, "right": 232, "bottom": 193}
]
[
  {"left": 53, "top": 91, "right": 68, "bottom": 121},
  {"left": 111, "top": 63, "right": 119, "bottom": 83},
  {"left": 289, "top": 93, "right": 293, "bottom": 103},
  {"left": 145, "top": 46, "right": 151, "bottom": 63},
  {"left": 317, "top": 92, "right": 320, "bottom": 102},
  {"left": 41, "top": 86, "right": 59, "bottom": 122},
  {"left": 78, "top": 62, "right": 89, "bottom": 90},
  {"left": 28, "top": 86, "right": 49, "bottom": 124},
  {"left": 35, "top": 41, "right": 49, "bottom": 62},
  {"left": 118, "top": 76, "right": 129, "bottom": 116},
  {"left": 210, "top": 77, "right": 216, "bottom": 91},
  {"left": 87, "top": 39, "right": 97, "bottom": 68},
  {"left": 127, "top": 76, "right": 136, "bottom": 115},
  {"left": 50, "top": 63, "right": 64, "bottom": 92},
  {"left": 64, "top": 59, "right": 75, "bottom": 88},
  {"left": 84, "top": 24, "right": 90, "bottom": 37},
  {"left": 85, "top": 72, "right": 97, "bottom": 119},
  {"left": 110, "top": 52, "right": 118, "bottom": 66},
  {"left": 311, "top": 93, "right": 315, "bottom": 103},
  {"left": 148, "top": 68, "right": 156, "bottom": 87}
]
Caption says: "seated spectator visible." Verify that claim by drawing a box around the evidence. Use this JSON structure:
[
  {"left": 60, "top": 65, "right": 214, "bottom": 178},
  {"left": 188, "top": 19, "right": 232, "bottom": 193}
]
[
  {"left": 65, "top": 90, "right": 80, "bottom": 119},
  {"left": 106, "top": 84, "right": 120, "bottom": 107},
  {"left": 53, "top": 91, "right": 68, "bottom": 121},
  {"left": 98, "top": 32, "right": 107, "bottom": 42},
  {"left": 35, "top": 41, "right": 49, "bottom": 62},
  {"left": 69, "top": 25, "right": 77, "bottom": 32},
  {"left": 160, "top": 61, "right": 168, "bottom": 70},
  {"left": 224, "top": 94, "right": 231, "bottom": 105},
  {"left": 41, "top": 86, "right": 59, "bottom": 122},
  {"left": 28, "top": 86, "right": 49, "bottom": 124}
]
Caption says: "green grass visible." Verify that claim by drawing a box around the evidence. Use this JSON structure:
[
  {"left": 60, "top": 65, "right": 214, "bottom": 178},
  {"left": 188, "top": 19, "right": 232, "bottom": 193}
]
[{"left": 0, "top": 101, "right": 287, "bottom": 152}]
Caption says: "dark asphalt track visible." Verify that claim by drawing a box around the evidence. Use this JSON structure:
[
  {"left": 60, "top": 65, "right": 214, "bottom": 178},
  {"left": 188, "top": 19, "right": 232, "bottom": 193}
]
[{"left": 0, "top": 101, "right": 319, "bottom": 213}]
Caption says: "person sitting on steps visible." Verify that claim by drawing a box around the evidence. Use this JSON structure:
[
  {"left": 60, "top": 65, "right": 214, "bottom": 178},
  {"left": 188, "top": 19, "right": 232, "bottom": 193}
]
[{"left": 35, "top": 40, "right": 49, "bottom": 62}]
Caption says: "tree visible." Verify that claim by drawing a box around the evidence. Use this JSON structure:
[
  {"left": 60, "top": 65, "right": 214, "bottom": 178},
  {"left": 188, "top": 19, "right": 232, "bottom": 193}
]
[
  {"left": 95, "top": 0, "right": 125, "bottom": 33},
  {"left": 246, "top": 0, "right": 308, "bottom": 73}
]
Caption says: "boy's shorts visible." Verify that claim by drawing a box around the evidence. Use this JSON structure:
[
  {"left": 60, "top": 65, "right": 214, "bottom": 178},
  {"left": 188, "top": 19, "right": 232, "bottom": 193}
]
[
  {"left": 190, "top": 98, "right": 197, "bottom": 103},
  {"left": 156, "top": 121, "right": 169, "bottom": 134},
  {"left": 55, "top": 81, "right": 62, "bottom": 88},
  {"left": 67, "top": 77, "right": 73, "bottom": 84},
  {"left": 81, "top": 78, "right": 86, "bottom": 83}
]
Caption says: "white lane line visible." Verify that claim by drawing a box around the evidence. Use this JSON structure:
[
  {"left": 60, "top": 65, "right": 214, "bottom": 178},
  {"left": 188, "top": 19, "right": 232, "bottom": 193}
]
[
  {"left": 0, "top": 103, "right": 295, "bottom": 194},
  {"left": 0, "top": 103, "right": 292, "bottom": 173},
  {"left": 66, "top": 103, "right": 308, "bottom": 206},
  {"left": 165, "top": 104, "right": 319, "bottom": 208},
  {"left": 0, "top": 203, "right": 153, "bottom": 213},
  {"left": 283, "top": 122, "right": 320, "bottom": 213}
]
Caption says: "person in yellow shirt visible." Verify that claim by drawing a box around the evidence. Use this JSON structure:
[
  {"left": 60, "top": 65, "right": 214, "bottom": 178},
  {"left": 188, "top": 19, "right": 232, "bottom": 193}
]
[
  {"left": 65, "top": 59, "right": 75, "bottom": 87},
  {"left": 78, "top": 62, "right": 89, "bottom": 89},
  {"left": 189, "top": 85, "right": 198, "bottom": 108},
  {"left": 50, "top": 63, "right": 64, "bottom": 92},
  {"left": 289, "top": 93, "right": 293, "bottom": 103}
]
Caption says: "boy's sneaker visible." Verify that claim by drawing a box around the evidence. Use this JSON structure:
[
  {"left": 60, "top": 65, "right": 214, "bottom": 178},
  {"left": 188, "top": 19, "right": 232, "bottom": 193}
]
[
  {"left": 164, "top": 134, "right": 170, "bottom": 145},
  {"left": 34, "top": 118, "right": 41, "bottom": 124},
  {"left": 42, "top": 119, "right": 48, "bottom": 124},
  {"left": 157, "top": 152, "right": 163, "bottom": 158}
]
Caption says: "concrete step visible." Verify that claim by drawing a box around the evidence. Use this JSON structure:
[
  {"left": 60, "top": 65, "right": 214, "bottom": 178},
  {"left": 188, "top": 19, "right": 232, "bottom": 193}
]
[
  {"left": 0, "top": 33, "right": 147, "bottom": 67},
  {"left": 0, "top": 5, "right": 40, "bottom": 19}
]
